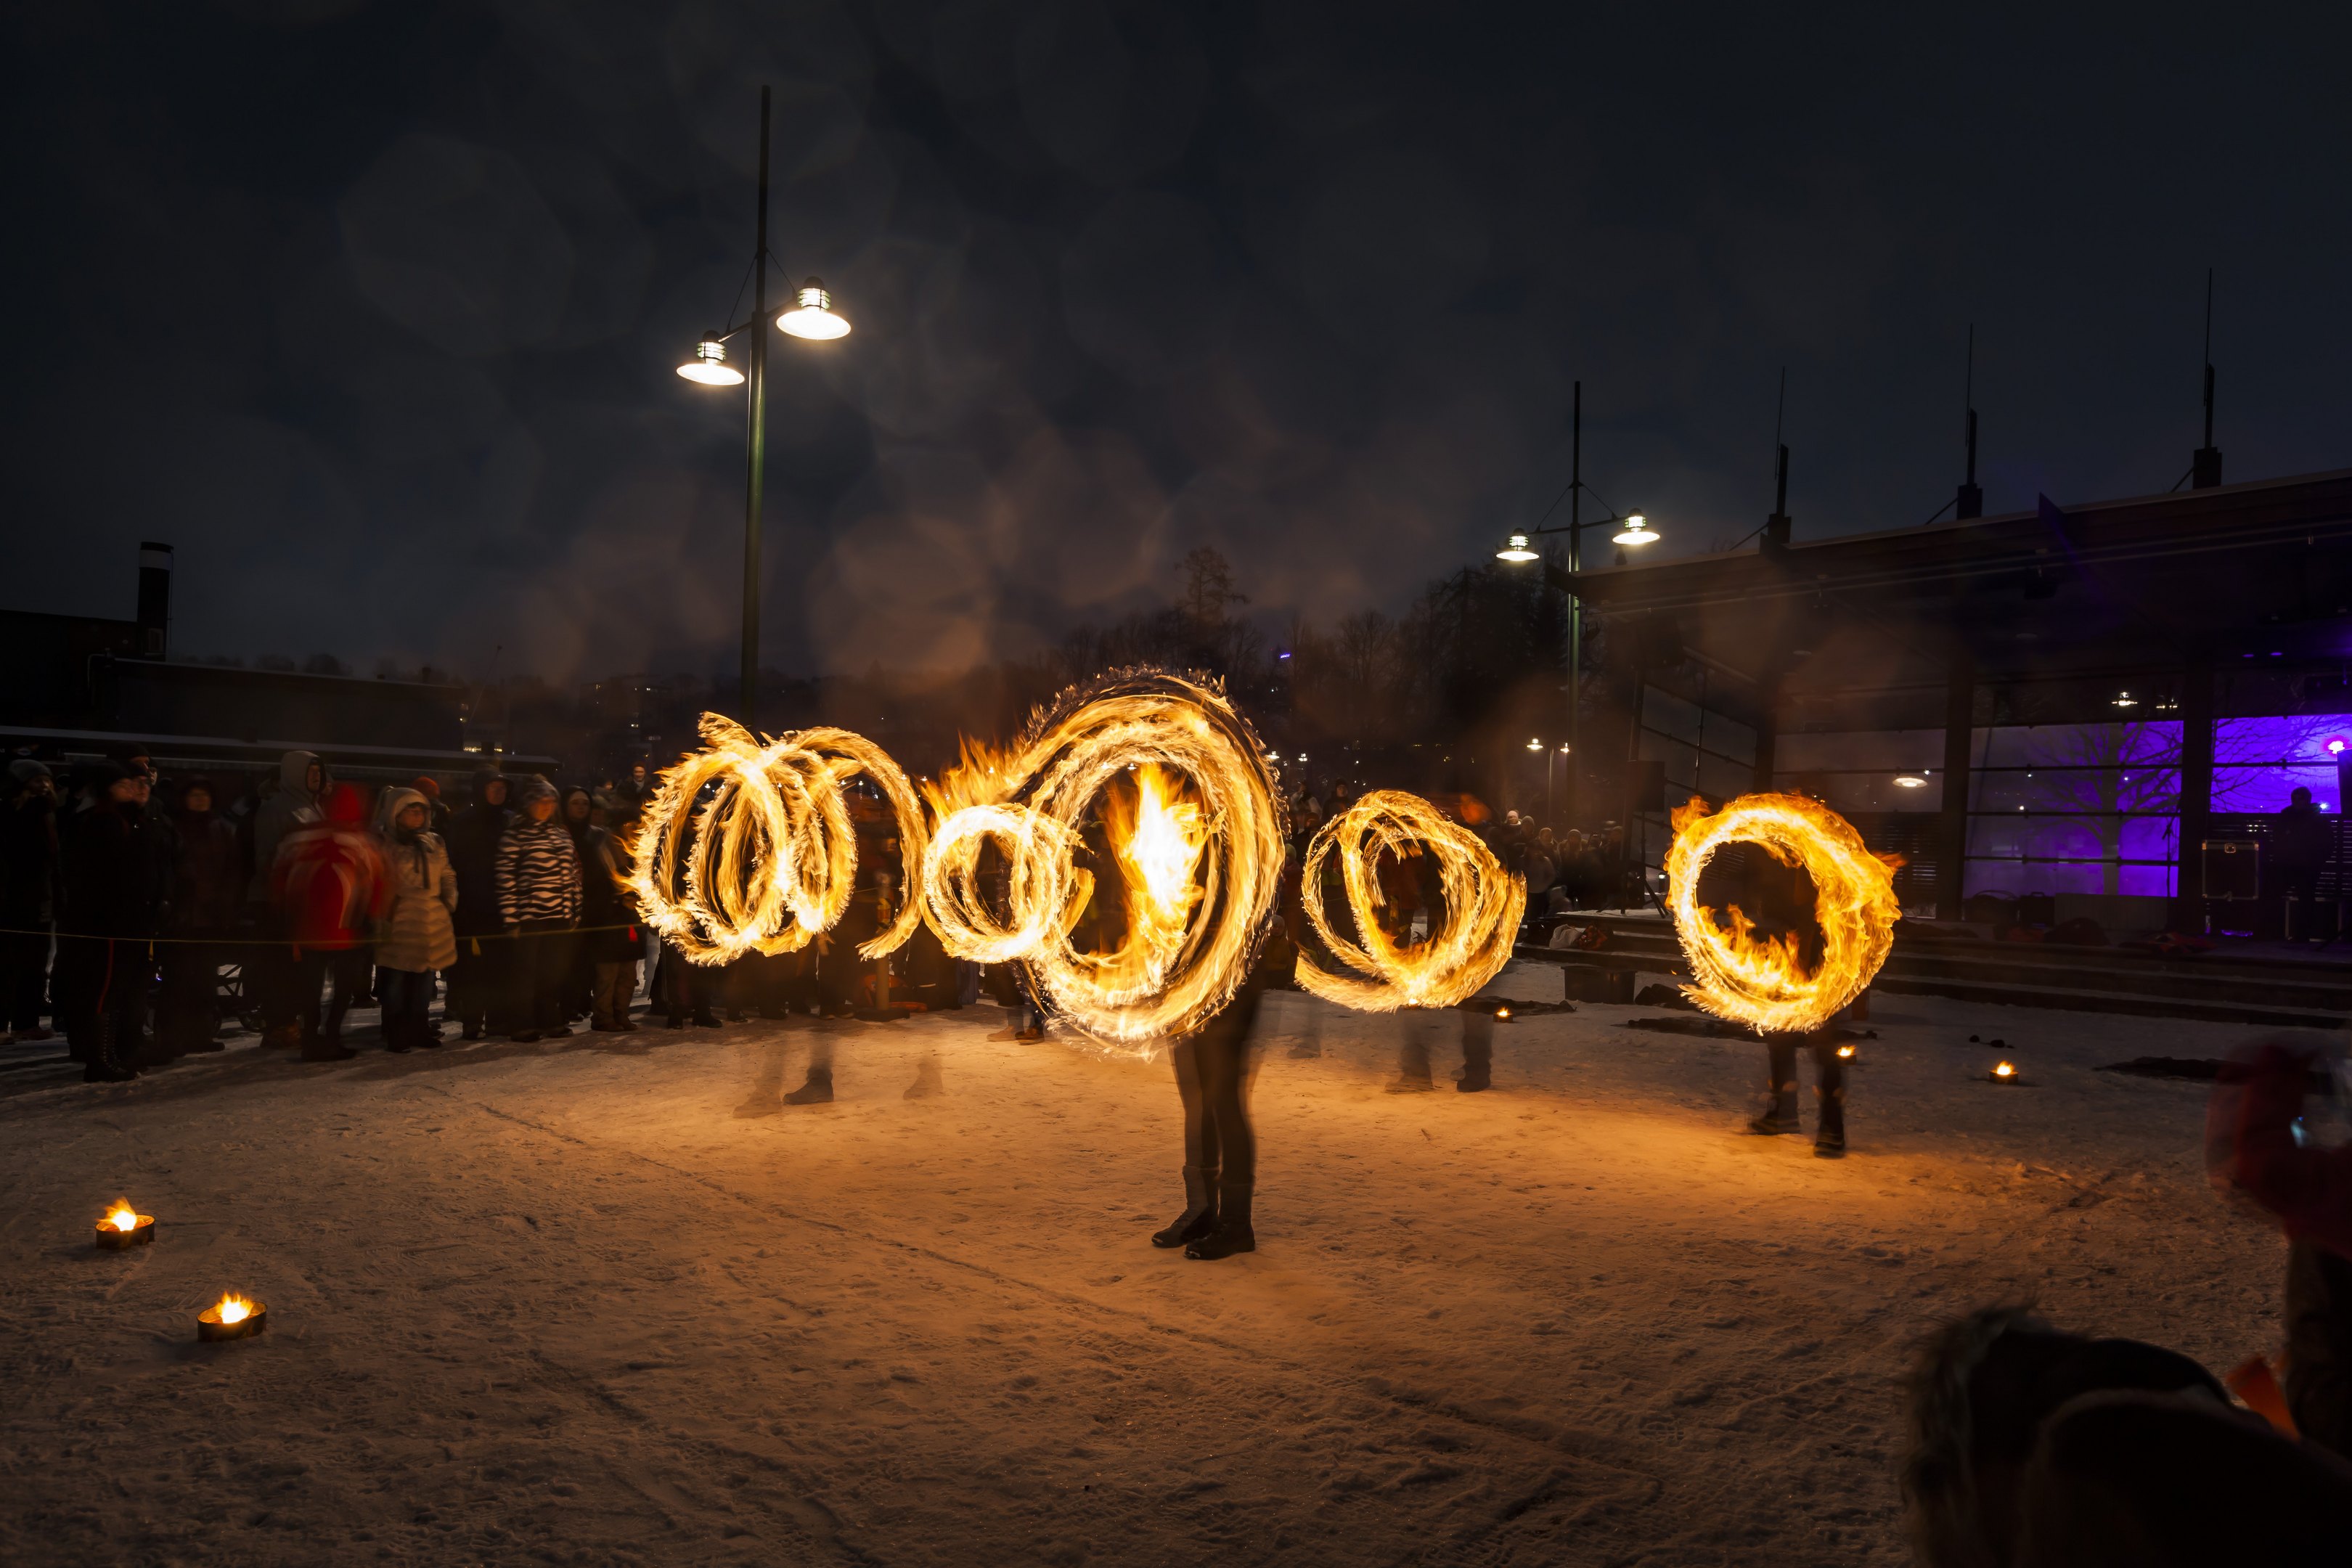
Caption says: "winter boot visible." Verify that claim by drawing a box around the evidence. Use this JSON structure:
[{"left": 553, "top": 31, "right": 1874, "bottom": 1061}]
[
  {"left": 1151, "top": 1165, "right": 1220, "bottom": 1249},
  {"left": 1387, "top": 1030, "right": 1436, "bottom": 1093},
  {"left": 692, "top": 1010, "right": 724, "bottom": 1029},
  {"left": 783, "top": 1065, "right": 834, "bottom": 1105},
  {"left": 902, "top": 1054, "right": 945, "bottom": 1099},
  {"left": 82, "top": 1016, "right": 137, "bottom": 1083},
  {"left": 1185, "top": 1179, "right": 1255, "bottom": 1260},
  {"left": 386, "top": 1018, "right": 414, "bottom": 1053},
  {"left": 1748, "top": 1039, "right": 1801, "bottom": 1135}
]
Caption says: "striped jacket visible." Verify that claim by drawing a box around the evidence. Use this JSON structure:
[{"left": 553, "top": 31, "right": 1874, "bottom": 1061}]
[{"left": 495, "top": 817, "right": 581, "bottom": 926}]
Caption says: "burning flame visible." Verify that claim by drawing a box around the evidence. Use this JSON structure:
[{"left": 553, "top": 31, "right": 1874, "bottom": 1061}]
[
  {"left": 1663, "top": 793, "right": 1902, "bottom": 1035},
  {"left": 918, "top": 670, "right": 1286, "bottom": 1053},
  {"left": 1836, "top": 1043, "right": 1856, "bottom": 1059},
  {"left": 214, "top": 1292, "right": 251, "bottom": 1325},
  {"left": 630, "top": 716, "right": 930, "bottom": 965},
  {"left": 1994, "top": 1060, "right": 2016, "bottom": 1079},
  {"left": 1295, "top": 791, "right": 1526, "bottom": 1011},
  {"left": 107, "top": 1201, "right": 138, "bottom": 1232},
  {"left": 1495, "top": 1007, "right": 1511, "bottom": 1020}
]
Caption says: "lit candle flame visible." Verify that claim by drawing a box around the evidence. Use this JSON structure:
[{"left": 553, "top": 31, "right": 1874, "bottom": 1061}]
[
  {"left": 1836, "top": 1043, "right": 1855, "bottom": 1058},
  {"left": 107, "top": 1201, "right": 138, "bottom": 1232},
  {"left": 215, "top": 1293, "right": 251, "bottom": 1326},
  {"left": 1994, "top": 1060, "right": 2016, "bottom": 1079},
  {"left": 1495, "top": 1007, "right": 1511, "bottom": 1020}
]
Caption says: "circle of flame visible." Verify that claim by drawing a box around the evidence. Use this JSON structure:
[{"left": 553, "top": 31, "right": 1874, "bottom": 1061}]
[
  {"left": 631, "top": 715, "right": 931, "bottom": 965},
  {"left": 919, "top": 671, "right": 1287, "bottom": 1052},
  {"left": 1294, "top": 790, "right": 1526, "bottom": 1011},
  {"left": 1662, "top": 792, "right": 1902, "bottom": 1034}
]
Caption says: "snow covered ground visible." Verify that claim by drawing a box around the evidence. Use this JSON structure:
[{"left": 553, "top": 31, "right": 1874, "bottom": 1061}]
[{"left": 0, "top": 962, "right": 2324, "bottom": 1567}]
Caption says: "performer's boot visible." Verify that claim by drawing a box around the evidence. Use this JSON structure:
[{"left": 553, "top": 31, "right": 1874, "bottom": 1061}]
[
  {"left": 1185, "top": 1179, "right": 1255, "bottom": 1260},
  {"left": 1151, "top": 1165, "right": 1219, "bottom": 1249},
  {"left": 1748, "top": 1038, "right": 1801, "bottom": 1135},
  {"left": 902, "top": 1053, "right": 944, "bottom": 1099},
  {"left": 1813, "top": 1048, "right": 1847, "bottom": 1158},
  {"left": 783, "top": 1065, "right": 834, "bottom": 1105},
  {"left": 1387, "top": 1030, "right": 1435, "bottom": 1093},
  {"left": 1456, "top": 1011, "right": 1494, "bottom": 1093}
]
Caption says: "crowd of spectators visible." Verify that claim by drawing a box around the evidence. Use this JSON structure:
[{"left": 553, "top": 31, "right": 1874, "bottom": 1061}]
[{"left": 0, "top": 747, "right": 957, "bottom": 1085}]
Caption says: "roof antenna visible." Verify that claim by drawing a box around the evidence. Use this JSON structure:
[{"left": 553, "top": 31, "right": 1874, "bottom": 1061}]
[
  {"left": 1955, "top": 325, "right": 1983, "bottom": 519},
  {"left": 2192, "top": 269, "right": 2223, "bottom": 489},
  {"left": 1763, "top": 368, "right": 1792, "bottom": 549}
]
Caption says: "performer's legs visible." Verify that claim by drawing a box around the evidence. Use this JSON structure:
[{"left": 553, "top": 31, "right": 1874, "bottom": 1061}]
[
  {"left": 1151, "top": 1037, "right": 1220, "bottom": 1248},
  {"left": 1457, "top": 1006, "right": 1494, "bottom": 1092},
  {"left": 1749, "top": 1036, "right": 1800, "bottom": 1135},
  {"left": 1809, "top": 1037, "right": 1847, "bottom": 1156},
  {"left": 1186, "top": 984, "right": 1265, "bottom": 1261}
]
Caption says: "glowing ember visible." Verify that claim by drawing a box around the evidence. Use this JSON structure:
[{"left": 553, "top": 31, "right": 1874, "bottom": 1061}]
[
  {"left": 920, "top": 670, "right": 1286, "bottom": 1053},
  {"left": 107, "top": 1201, "right": 138, "bottom": 1232},
  {"left": 1495, "top": 1007, "right": 1511, "bottom": 1020},
  {"left": 630, "top": 718, "right": 929, "bottom": 965},
  {"left": 1994, "top": 1060, "right": 2016, "bottom": 1079},
  {"left": 1295, "top": 791, "right": 1525, "bottom": 1012},
  {"left": 214, "top": 1293, "right": 251, "bottom": 1326},
  {"left": 1663, "top": 793, "right": 1902, "bottom": 1035},
  {"left": 1836, "top": 1043, "right": 1856, "bottom": 1058}
]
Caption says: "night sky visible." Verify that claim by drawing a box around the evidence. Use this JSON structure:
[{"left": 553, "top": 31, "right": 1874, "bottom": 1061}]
[{"left": 7, "top": 2, "right": 2350, "bottom": 684}]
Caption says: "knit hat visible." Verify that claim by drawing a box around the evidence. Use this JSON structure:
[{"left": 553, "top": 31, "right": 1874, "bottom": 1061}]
[{"left": 513, "top": 774, "right": 558, "bottom": 806}]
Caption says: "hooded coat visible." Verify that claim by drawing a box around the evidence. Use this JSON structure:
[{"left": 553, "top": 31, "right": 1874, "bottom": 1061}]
[
  {"left": 375, "top": 786, "right": 459, "bottom": 972},
  {"left": 445, "top": 769, "right": 513, "bottom": 938},
  {"left": 250, "top": 749, "right": 322, "bottom": 901},
  {"left": 60, "top": 763, "right": 168, "bottom": 939},
  {"left": 273, "top": 783, "right": 389, "bottom": 951}
]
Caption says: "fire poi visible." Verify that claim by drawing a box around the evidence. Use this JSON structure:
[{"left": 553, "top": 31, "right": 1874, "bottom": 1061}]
[
  {"left": 1662, "top": 792, "right": 1901, "bottom": 1035},
  {"left": 1294, "top": 789, "right": 1524, "bottom": 1011},
  {"left": 629, "top": 716, "right": 929, "bottom": 965},
  {"left": 918, "top": 669, "right": 1287, "bottom": 1053}
]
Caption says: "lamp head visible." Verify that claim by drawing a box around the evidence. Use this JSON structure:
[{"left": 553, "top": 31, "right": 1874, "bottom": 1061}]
[
  {"left": 1495, "top": 532, "right": 1539, "bottom": 563},
  {"left": 676, "top": 333, "right": 745, "bottom": 385},
  {"left": 1611, "top": 513, "right": 1659, "bottom": 546},
  {"left": 777, "top": 278, "right": 851, "bottom": 340}
]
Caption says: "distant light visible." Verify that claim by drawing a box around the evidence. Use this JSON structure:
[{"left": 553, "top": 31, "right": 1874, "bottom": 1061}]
[
  {"left": 1527, "top": 738, "right": 1543, "bottom": 752},
  {"left": 2329, "top": 737, "right": 2348, "bottom": 756},
  {"left": 1558, "top": 743, "right": 1570, "bottom": 753},
  {"left": 1612, "top": 513, "right": 1659, "bottom": 546},
  {"left": 2272, "top": 650, "right": 2285, "bottom": 658},
  {"left": 2112, "top": 692, "right": 2137, "bottom": 708},
  {"left": 677, "top": 334, "right": 744, "bottom": 385},
  {"left": 1893, "top": 774, "right": 1927, "bottom": 788},
  {"left": 777, "top": 279, "right": 851, "bottom": 340},
  {"left": 1297, "top": 754, "right": 1307, "bottom": 762},
  {"left": 1495, "top": 532, "right": 1540, "bottom": 563},
  {"left": 1277, "top": 649, "right": 1293, "bottom": 661}
]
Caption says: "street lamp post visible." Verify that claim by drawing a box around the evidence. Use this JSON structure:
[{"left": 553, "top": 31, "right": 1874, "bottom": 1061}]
[
  {"left": 674, "top": 85, "right": 853, "bottom": 732},
  {"left": 1495, "top": 382, "right": 1660, "bottom": 832}
]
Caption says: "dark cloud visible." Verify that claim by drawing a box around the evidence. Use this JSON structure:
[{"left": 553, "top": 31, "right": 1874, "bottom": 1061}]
[{"left": 4, "top": 1, "right": 2350, "bottom": 682}]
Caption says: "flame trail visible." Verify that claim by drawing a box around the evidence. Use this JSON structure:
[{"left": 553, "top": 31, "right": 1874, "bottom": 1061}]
[
  {"left": 1294, "top": 790, "right": 1525, "bottom": 1010},
  {"left": 631, "top": 715, "right": 930, "bottom": 965},
  {"left": 919, "top": 669, "right": 1286, "bottom": 1054},
  {"left": 1662, "top": 792, "right": 1901, "bottom": 1034}
]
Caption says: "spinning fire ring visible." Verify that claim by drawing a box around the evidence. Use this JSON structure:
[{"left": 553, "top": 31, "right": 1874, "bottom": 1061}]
[
  {"left": 1663, "top": 792, "right": 1902, "bottom": 1034},
  {"left": 1294, "top": 790, "right": 1525, "bottom": 1011}
]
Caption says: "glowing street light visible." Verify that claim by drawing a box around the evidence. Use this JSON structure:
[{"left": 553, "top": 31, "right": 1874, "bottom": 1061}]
[
  {"left": 676, "top": 334, "right": 745, "bottom": 385},
  {"left": 1612, "top": 513, "right": 1659, "bottom": 546},
  {"left": 1495, "top": 532, "right": 1540, "bottom": 563},
  {"left": 777, "top": 279, "right": 852, "bottom": 340},
  {"left": 1894, "top": 773, "right": 1928, "bottom": 789}
]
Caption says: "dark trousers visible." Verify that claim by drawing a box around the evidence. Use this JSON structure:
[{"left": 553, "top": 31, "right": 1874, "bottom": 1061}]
[
  {"left": 446, "top": 932, "right": 511, "bottom": 1029},
  {"left": 292, "top": 947, "right": 372, "bottom": 1042},
  {"left": 2286, "top": 1239, "right": 2352, "bottom": 1462},
  {"left": 1764, "top": 1035, "right": 1847, "bottom": 1142},
  {"left": 1, "top": 926, "right": 50, "bottom": 1030},
  {"left": 379, "top": 967, "right": 436, "bottom": 1036},
  {"left": 1172, "top": 982, "right": 1265, "bottom": 1188},
  {"left": 509, "top": 921, "right": 571, "bottom": 1033},
  {"left": 158, "top": 937, "right": 221, "bottom": 1052},
  {"left": 656, "top": 939, "right": 709, "bottom": 1021},
  {"left": 243, "top": 911, "right": 294, "bottom": 1030},
  {"left": 56, "top": 934, "right": 148, "bottom": 1064},
  {"left": 592, "top": 960, "right": 637, "bottom": 1028}
]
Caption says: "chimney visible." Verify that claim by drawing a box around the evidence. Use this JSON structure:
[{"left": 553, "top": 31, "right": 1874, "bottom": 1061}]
[
  {"left": 1955, "top": 325, "right": 1983, "bottom": 520},
  {"left": 136, "top": 542, "right": 173, "bottom": 660},
  {"left": 2191, "top": 270, "right": 2223, "bottom": 489},
  {"left": 1761, "top": 369, "right": 1792, "bottom": 552}
]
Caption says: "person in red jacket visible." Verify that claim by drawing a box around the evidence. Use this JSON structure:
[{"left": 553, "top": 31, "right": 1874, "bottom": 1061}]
[{"left": 272, "top": 783, "right": 389, "bottom": 1061}]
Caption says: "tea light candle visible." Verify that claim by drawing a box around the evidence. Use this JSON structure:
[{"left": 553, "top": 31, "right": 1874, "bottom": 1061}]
[
  {"left": 1990, "top": 1060, "right": 2019, "bottom": 1084},
  {"left": 94, "top": 1200, "right": 154, "bottom": 1251}
]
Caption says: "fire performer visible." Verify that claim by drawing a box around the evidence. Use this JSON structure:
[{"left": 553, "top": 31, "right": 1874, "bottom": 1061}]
[{"left": 1154, "top": 942, "right": 1279, "bottom": 1259}]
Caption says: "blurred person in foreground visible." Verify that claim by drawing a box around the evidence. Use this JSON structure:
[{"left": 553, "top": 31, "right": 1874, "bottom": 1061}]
[
  {"left": 274, "top": 783, "right": 388, "bottom": 1061},
  {"left": 375, "top": 786, "right": 457, "bottom": 1052},
  {"left": 444, "top": 770, "right": 512, "bottom": 1039},
  {"left": 496, "top": 775, "right": 581, "bottom": 1042},
  {"left": 560, "top": 787, "right": 598, "bottom": 1021},
  {"left": 56, "top": 760, "right": 165, "bottom": 1081},
  {"left": 158, "top": 776, "right": 241, "bottom": 1055},
  {"left": 246, "top": 750, "right": 323, "bottom": 1047},
  {"left": 1, "top": 760, "right": 60, "bottom": 1043}
]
